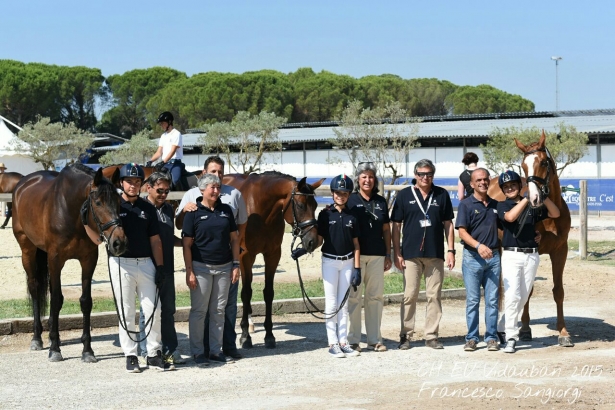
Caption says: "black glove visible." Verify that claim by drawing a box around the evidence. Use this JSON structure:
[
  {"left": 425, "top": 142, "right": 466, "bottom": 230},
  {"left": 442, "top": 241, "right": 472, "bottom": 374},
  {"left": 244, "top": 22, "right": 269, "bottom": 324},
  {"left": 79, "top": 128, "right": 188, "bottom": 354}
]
[
  {"left": 155, "top": 265, "right": 165, "bottom": 288},
  {"left": 350, "top": 267, "right": 361, "bottom": 291},
  {"left": 145, "top": 161, "right": 153, "bottom": 167},
  {"left": 291, "top": 247, "right": 308, "bottom": 260},
  {"left": 154, "top": 162, "right": 166, "bottom": 172}
]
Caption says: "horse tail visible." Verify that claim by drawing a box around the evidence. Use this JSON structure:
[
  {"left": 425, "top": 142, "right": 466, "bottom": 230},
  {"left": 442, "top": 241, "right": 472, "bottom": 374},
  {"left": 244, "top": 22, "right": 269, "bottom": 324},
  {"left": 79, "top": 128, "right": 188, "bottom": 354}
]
[{"left": 34, "top": 248, "right": 49, "bottom": 316}]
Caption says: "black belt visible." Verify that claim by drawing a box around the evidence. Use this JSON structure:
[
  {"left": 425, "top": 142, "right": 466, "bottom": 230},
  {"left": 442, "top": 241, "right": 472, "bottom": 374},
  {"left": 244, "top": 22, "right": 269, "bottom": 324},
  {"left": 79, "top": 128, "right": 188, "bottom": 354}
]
[
  {"left": 503, "top": 247, "right": 537, "bottom": 254},
  {"left": 323, "top": 252, "right": 354, "bottom": 261},
  {"left": 167, "top": 159, "right": 182, "bottom": 164}
]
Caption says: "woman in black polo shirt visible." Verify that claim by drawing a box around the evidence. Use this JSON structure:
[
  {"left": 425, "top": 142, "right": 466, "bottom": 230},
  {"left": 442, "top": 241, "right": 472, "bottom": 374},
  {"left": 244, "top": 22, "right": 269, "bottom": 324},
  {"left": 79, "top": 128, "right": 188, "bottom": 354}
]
[
  {"left": 496, "top": 170, "right": 559, "bottom": 353},
  {"left": 182, "top": 174, "right": 240, "bottom": 365}
]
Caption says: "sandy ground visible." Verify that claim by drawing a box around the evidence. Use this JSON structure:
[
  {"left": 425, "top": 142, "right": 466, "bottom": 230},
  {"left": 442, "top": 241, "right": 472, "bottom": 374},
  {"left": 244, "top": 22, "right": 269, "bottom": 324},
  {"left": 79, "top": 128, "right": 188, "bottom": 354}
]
[{"left": 0, "top": 217, "right": 614, "bottom": 408}]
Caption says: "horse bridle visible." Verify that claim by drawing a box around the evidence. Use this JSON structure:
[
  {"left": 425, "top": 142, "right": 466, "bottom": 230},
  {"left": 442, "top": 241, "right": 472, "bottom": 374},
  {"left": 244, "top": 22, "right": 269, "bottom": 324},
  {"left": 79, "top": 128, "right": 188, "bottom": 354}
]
[
  {"left": 285, "top": 186, "right": 318, "bottom": 241},
  {"left": 523, "top": 147, "right": 554, "bottom": 209},
  {"left": 81, "top": 184, "right": 122, "bottom": 247}
]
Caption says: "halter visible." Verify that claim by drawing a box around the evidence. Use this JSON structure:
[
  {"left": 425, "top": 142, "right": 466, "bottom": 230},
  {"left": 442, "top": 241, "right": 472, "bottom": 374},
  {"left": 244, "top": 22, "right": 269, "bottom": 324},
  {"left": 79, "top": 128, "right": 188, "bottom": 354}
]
[
  {"left": 81, "top": 184, "right": 122, "bottom": 249},
  {"left": 523, "top": 147, "right": 554, "bottom": 209},
  {"left": 284, "top": 186, "right": 318, "bottom": 241}
]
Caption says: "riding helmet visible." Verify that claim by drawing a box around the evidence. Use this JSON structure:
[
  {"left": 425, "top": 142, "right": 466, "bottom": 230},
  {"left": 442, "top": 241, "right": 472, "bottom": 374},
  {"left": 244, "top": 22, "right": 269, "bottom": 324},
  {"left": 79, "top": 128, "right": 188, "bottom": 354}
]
[
  {"left": 156, "top": 111, "right": 174, "bottom": 124},
  {"left": 330, "top": 174, "right": 354, "bottom": 193},
  {"left": 498, "top": 170, "right": 522, "bottom": 189},
  {"left": 119, "top": 163, "right": 145, "bottom": 181}
]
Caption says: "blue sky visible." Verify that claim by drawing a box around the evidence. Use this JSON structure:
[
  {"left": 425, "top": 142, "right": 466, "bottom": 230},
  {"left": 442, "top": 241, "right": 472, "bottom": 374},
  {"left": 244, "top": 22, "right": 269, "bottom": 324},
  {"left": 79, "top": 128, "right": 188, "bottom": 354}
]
[{"left": 3, "top": 0, "right": 614, "bottom": 112}]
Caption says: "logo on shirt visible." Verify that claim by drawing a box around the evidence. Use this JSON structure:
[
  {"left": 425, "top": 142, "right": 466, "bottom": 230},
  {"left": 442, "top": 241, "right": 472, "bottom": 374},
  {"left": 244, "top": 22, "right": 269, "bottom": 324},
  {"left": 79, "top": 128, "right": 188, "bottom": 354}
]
[
  {"left": 374, "top": 203, "right": 383, "bottom": 211},
  {"left": 409, "top": 200, "right": 416, "bottom": 205},
  {"left": 431, "top": 199, "right": 439, "bottom": 207},
  {"left": 493, "top": 209, "right": 498, "bottom": 214},
  {"left": 474, "top": 209, "right": 480, "bottom": 214},
  {"left": 219, "top": 211, "right": 229, "bottom": 218},
  {"left": 120, "top": 213, "right": 127, "bottom": 218},
  {"left": 329, "top": 221, "right": 337, "bottom": 225},
  {"left": 201, "top": 216, "right": 209, "bottom": 220},
  {"left": 139, "top": 211, "right": 147, "bottom": 220},
  {"left": 345, "top": 220, "right": 354, "bottom": 228}
]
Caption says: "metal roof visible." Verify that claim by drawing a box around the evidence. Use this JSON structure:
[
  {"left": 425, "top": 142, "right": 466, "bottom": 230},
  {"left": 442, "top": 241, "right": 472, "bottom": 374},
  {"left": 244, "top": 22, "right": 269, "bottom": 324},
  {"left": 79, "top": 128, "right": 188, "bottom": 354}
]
[{"left": 180, "top": 111, "right": 615, "bottom": 147}]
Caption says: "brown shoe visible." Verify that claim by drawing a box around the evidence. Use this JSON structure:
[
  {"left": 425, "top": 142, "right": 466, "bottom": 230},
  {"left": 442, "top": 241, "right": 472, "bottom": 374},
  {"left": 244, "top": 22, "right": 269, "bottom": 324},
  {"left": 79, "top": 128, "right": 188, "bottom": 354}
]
[
  {"left": 464, "top": 340, "right": 477, "bottom": 351},
  {"left": 350, "top": 343, "right": 362, "bottom": 352},
  {"left": 367, "top": 343, "right": 387, "bottom": 352},
  {"left": 425, "top": 339, "right": 444, "bottom": 349},
  {"left": 487, "top": 340, "right": 500, "bottom": 351}
]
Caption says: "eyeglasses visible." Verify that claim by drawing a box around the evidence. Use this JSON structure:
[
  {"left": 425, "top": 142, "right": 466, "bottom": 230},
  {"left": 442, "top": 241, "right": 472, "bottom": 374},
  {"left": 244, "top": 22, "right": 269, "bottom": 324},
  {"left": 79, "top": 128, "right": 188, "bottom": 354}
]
[
  {"left": 155, "top": 188, "right": 170, "bottom": 195},
  {"left": 416, "top": 172, "right": 434, "bottom": 178}
]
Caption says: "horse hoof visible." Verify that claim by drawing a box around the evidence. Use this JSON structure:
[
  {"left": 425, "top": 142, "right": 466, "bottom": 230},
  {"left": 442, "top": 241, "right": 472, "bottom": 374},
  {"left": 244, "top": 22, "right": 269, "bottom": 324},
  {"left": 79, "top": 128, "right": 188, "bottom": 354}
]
[
  {"left": 48, "top": 351, "right": 63, "bottom": 362},
  {"left": 241, "top": 338, "right": 253, "bottom": 349},
  {"left": 249, "top": 323, "right": 255, "bottom": 333},
  {"left": 264, "top": 337, "right": 276, "bottom": 349},
  {"left": 519, "top": 329, "right": 533, "bottom": 342},
  {"left": 558, "top": 336, "right": 575, "bottom": 347},
  {"left": 30, "top": 340, "right": 44, "bottom": 351},
  {"left": 82, "top": 352, "right": 98, "bottom": 363}
]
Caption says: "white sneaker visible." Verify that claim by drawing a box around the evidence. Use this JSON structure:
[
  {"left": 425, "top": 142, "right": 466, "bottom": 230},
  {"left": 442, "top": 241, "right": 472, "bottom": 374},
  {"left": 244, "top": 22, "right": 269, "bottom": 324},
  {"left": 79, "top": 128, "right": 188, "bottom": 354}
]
[
  {"left": 340, "top": 344, "right": 360, "bottom": 357},
  {"left": 504, "top": 339, "right": 516, "bottom": 353},
  {"left": 328, "top": 344, "right": 345, "bottom": 358}
]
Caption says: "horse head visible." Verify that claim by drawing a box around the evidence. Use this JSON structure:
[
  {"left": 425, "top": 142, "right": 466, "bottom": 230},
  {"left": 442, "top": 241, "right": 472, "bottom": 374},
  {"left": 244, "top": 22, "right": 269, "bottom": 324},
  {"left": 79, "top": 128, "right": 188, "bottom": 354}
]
[
  {"left": 283, "top": 177, "right": 325, "bottom": 252},
  {"left": 515, "top": 130, "right": 554, "bottom": 208},
  {"left": 85, "top": 168, "right": 127, "bottom": 256}
]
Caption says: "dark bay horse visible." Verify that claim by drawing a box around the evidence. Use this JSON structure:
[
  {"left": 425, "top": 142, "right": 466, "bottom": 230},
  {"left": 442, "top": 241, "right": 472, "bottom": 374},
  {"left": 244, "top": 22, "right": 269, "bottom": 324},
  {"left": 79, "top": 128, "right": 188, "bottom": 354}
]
[
  {"left": 487, "top": 131, "right": 573, "bottom": 347},
  {"left": 0, "top": 172, "right": 23, "bottom": 228},
  {"left": 223, "top": 171, "right": 325, "bottom": 348},
  {"left": 12, "top": 164, "right": 127, "bottom": 362}
]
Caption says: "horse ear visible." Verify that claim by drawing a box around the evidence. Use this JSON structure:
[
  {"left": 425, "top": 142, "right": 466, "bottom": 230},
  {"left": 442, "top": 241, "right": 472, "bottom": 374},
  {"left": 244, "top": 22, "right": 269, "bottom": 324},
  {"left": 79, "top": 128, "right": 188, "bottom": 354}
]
[
  {"left": 514, "top": 138, "right": 527, "bottom": 152},
  {"left": 297, "top": 177, "right": 307, "bottom": 190},
  {"left": 111, "top": 168, "right": 120, "bottom": 186},
  {"left": 538, "top": 129, "right": 546, "bottom": 147},
  {"left": 93, "top": 167, "right": 104, "bottom": 186},
  {"left": 310, "top": 177, "right": 326, "bottom": 190}
]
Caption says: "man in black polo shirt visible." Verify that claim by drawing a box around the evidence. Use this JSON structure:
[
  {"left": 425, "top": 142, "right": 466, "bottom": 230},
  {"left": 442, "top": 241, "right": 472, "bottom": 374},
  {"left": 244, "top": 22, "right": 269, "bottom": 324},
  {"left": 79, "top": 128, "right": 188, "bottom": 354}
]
[
  {"left": 110, "top": 163, "right": 173, "bottom": 373},
  {"left": 391, "top": 159, "right": 455, "bottom": 350},
  {"left": 455, "top": 167, "right": 501, "bottom": 352}
]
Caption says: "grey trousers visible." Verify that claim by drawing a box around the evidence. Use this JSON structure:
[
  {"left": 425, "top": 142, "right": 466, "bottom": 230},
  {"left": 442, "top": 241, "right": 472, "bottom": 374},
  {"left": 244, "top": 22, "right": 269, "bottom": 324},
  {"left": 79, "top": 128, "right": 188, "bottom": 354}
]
[{"left": 189, "top": 260, "right": 232, "bottom": 356}]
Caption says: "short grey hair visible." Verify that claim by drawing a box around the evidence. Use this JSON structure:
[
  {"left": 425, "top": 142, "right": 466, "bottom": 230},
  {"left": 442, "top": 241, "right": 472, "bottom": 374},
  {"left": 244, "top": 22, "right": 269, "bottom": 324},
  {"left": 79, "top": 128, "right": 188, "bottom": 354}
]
[
  {"left": 146, "top": 172, "right": 171, "bottom": 187},
  {"left": 198, "top": 173, "right": 221, "bottom": 190},
  {"left": 414, "top": 159, "right": 436, "bottom": 175},
  {"left": 354, "top": 162, "right": 380, "bottom": 194}
]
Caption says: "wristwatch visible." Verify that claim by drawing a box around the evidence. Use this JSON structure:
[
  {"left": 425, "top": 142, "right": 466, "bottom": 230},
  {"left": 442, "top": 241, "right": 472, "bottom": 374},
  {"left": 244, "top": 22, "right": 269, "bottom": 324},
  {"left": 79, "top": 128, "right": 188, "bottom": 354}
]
[{"left": 447, "top": 249, "right": 456, "bottom": 255}]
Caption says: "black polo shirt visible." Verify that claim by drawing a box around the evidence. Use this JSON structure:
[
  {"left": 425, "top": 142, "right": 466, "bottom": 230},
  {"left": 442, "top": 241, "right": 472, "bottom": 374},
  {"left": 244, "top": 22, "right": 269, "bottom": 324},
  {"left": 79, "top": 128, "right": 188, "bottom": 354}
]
[
  {"left": 119, "top": 197, "right": 160, "bottom": 258},
  {"left": 498, "top": 199, "right": 548, "bottom": 248},
  {"left": 347, "top": 192, "right": 390, "bottom": 256},
  {"left": 317, "top": 204, "right": 360, "bottom": 256},
  {"left": 145, "top": 198, "right": 175, "bottom": 275},
  {"left": 182, "top": 200, "right": 237, "bottom": 265},
  {"left": 391, "top": 184, "right": 454, "bottom": 260},
  {"left": 455, "top": 194, "right": 500, "bottom": 250}
]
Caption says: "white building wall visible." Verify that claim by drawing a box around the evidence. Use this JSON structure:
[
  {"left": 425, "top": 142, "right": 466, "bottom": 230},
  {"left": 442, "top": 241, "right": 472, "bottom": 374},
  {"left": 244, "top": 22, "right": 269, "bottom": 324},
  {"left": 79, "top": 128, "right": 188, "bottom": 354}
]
[
  {"left": 559, "top": 146, "right": 598, "bottom": 178},
  {"left": 601, "top": 145, "right": 615, "bottom": 177}
]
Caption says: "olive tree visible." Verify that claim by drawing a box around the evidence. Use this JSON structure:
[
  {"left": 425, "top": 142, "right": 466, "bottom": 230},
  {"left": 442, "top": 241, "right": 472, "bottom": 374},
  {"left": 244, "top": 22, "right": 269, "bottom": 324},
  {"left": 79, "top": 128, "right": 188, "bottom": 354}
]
[
  {"left": 482, "top": 123, "right": 589, "bottom": 176},
  {"left": 12, "top": 116, "right": 95, "bottom": 170},
  {"left": 99, "top": 129, "right": 156, "bottom": 165}
]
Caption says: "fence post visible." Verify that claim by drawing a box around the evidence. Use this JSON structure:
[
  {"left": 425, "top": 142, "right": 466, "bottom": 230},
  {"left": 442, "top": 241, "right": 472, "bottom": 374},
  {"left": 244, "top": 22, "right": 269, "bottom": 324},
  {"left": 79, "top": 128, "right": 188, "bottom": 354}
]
[{"left": 579, "top": 180, "right": 588, "bottom": 260}]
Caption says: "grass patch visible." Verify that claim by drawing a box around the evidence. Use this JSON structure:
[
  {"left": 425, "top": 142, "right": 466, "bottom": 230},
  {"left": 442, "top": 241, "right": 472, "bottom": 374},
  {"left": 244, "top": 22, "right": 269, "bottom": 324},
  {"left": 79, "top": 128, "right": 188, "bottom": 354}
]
[
  {"left": 0, "top": 273, "right": 465, "bottom": 320},
  {"left": 567, "top": 240, "right": 615, "bottom": 266}
]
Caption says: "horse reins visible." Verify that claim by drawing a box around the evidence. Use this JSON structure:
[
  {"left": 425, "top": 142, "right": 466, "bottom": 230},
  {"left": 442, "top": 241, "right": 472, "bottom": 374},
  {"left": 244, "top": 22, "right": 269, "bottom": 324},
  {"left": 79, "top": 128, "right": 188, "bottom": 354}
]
[{"left": 287, "top": 187, "right": 351, "bottom": 319}]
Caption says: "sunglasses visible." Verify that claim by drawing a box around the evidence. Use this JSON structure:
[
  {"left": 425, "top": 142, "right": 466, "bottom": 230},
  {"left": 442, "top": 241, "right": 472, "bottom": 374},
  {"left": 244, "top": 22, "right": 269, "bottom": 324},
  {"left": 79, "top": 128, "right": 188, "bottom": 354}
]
[
  {"left": 155, "top": 188, "right": 170, "bottom": 195},
  {"left": 416, "top": 172, "right": 434, "bottom": 178}
]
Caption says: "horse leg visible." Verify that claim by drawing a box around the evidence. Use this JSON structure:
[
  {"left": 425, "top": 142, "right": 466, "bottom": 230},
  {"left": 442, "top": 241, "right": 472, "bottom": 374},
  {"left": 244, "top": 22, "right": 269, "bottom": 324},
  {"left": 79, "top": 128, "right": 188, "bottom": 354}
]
[
  {"left": 551, "top": 247, "right": 574, "bottom": 347},
  {"left": 519, "top": 289, "right": 533, "bottom": 341},
  {"left": 263, "top": 248, "right": 282, "bottom": 349},
  {"left": 239, "top": 252, "right": 257, "bottom": 349},
  {"left": 20, "top": 240, "right": 47, "bottom": 351},
  {"left": 47, "top": 255, "right": 66, "bottom": 362},
  {"left": 79, "top": 251, "right": 98, "bottom": 363}
]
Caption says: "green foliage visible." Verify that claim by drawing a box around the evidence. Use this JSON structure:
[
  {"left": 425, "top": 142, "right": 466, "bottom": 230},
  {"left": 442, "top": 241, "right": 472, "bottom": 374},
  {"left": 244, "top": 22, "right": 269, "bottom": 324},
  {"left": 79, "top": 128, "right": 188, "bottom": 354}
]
[
  {"left": 199, "top": 111, "right": 287, "bottom": 173},
  {"left": 99, "top": 129, "right": 156, "bottom": 165},
  {"left": 0, "top": 60, "right": 105, "bottom": 130},
  {"left": 332, "top": 100, "right": 419, "bottom": 192},
  {"left": 445, "top": 84, "right": 535, "bottom": 114},
  {"left": 12, "top": 116, "right": 95, "bottom": 170},
  {"left": 101, "top": 67, "right": 187, "bottom": 137},
  {"left": 290, "top": 68, "right": 364, "bottom": 122},
  {"left": 482, "top": 123, "right": 589, "bottom": 175}
]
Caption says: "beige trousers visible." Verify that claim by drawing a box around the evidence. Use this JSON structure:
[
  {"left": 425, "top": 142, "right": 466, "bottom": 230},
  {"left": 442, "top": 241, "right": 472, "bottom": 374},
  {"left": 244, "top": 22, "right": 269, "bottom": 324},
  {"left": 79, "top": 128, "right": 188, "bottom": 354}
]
[
  {"left": 347, "top": 255, "right": 385, "bottom": 345},
  {"left": 400, "top": 257, "right": 444, "bottom": 341}
]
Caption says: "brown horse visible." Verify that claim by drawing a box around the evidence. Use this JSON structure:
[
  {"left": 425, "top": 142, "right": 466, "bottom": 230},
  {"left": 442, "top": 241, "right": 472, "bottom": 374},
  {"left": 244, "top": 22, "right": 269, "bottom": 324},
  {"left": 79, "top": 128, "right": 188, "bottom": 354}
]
[
  {"left": 12, "top": 164, "right": 127, "bottom": 362},
  {"left": 223, "top": 171, "right": 325, "bottom": 348},
  {"left": 0, "top": 172, "right": 23, "bottom": 228},
  {"left": 487, "top": 131, "right": 573, "bottom": 347}
]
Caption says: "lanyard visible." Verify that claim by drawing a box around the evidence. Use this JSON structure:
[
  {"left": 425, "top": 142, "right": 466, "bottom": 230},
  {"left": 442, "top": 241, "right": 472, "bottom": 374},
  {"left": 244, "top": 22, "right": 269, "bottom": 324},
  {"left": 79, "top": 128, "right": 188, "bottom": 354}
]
[{"left": 411, "top": 186, "right": 433, "bottom": 219}]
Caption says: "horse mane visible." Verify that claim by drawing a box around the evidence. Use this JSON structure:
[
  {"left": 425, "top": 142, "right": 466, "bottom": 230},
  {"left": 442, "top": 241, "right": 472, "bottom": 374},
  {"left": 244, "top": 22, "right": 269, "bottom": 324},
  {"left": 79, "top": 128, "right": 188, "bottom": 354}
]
[
  {"left": 65, "top": 163, "right": 117, "bottom": 201},
  {"left": 260, "top": 170, "right": 297, "bottom": 182},
  {"left": 67, "top": 163, "right": 97, "bottom": 177}
]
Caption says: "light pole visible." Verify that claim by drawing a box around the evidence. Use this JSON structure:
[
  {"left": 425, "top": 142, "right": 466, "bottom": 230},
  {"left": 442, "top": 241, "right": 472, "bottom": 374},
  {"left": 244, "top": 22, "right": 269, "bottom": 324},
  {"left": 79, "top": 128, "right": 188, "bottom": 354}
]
[{"left": 551, "top": 56, "right": 562, "bottom": 111}]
